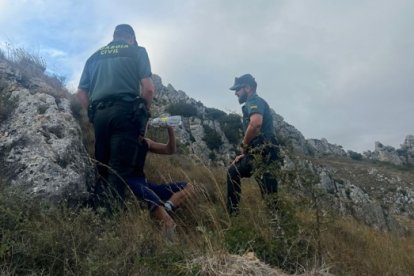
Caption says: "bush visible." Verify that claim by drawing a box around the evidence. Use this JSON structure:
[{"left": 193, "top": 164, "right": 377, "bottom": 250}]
[
  {"left": 202, "top": 124, "right": 222, "bottom": 151},
  {"left": 225, "top": 195, "right": 314, "bottom": 273},
  {"left": 166, "top": 102, "right": 198, "bottom": 117},
  {"left": 0, "top": 91, "right": 17, "bottom": 122},
  {"left": 218, "top": 113, "right": 243, "bottom": 145},
  {"left": 348, "top": 150, "right": 363, "bottom": 161},
  {"left": 1, "top": 45, "right": 68, "bottom": 100},
  {"left": 205, "top": 107, "right": 226, "bottom": 121},
  {"left": 8, "top": 47, "right": 46, "bottom": 80}
]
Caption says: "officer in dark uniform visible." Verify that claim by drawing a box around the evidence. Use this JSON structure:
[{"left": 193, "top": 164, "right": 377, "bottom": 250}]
[
  {"left": 76, "top": 24, "right": 155, "bottom": 210},
  {"left": 227, "top": 73, "right": 282, "bottom": 215}
]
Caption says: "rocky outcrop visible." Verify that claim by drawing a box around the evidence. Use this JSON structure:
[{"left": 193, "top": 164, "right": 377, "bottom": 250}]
[
  {"left": 288, "top": 159, "right": 410, "bottom": 235},
  {"left": 0, "top": 58, "right": 94, "bottom": 204},
  {"left": 271, "top": 110, "right": 309, "bottom": 154},
  {"left": 315, "top": 166, "right": 407, "bottom": 234},
  {"left": 306, "top": 138, "right": 347, "bottom": 157},
  {"left": 364, "top": 136, "right": 414, "bottom": 166},
  {"left": 152, "top": 75, "right": 236, "bottom": 165}
]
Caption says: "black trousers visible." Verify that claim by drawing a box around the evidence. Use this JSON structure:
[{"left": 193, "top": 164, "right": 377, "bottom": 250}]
[
  {"left": 91, "top": 100, "right": 147, "bottom": 210},
  {"left": 227, "top": 143, "right": 280, "bottom": 215}
]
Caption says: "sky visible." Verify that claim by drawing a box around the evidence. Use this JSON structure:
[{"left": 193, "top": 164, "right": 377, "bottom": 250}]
[{"left": 1, "top": 0, "right": 413, "bottom": 153}]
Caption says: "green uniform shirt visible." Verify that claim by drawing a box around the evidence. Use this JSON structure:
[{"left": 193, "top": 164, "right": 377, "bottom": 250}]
[
  {"left": 78, "top": 40, "right": 152, "bottom": 103},
  {"left": 242, "top": 93, "right": 275, "bottom": 139}
]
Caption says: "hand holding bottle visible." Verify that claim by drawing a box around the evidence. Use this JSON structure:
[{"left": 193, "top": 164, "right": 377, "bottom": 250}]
[{"left": 149, "top": 115, "right": 182, "bottom": 128}]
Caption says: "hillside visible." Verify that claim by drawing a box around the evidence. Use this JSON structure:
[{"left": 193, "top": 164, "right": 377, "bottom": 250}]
[{"left": 1, "top": 49, "right": 414, "bottom": 275}]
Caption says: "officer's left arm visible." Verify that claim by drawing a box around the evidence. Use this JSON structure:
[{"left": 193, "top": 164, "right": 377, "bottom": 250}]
[{"left": 242, "top": 113, "right": 263, "bottom": 149}]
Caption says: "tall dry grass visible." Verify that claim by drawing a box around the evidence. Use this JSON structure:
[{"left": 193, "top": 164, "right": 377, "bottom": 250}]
[
  {"left": 323, "top": 217, "right": 414, "bottom": 275},
  {"left": 1, "top": 150, "right": 413, "bottom": 275}
]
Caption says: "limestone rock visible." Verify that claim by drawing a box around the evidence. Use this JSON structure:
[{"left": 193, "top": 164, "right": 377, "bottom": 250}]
[
  {"left": 0, "top": 59, "right": 94, "bottom": 204},
  {"left": 307, "top": 138, "right": 347, "bottom": 157}
]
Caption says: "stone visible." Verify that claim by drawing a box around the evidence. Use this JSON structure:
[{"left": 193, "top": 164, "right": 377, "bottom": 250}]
[{"left": 0, "top": 59, "right": 94, "bottom": 205}]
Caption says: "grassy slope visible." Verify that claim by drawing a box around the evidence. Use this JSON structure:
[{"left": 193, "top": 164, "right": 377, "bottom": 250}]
[{"left": 1, "top": 152, "right": 413, "bottom": 275}]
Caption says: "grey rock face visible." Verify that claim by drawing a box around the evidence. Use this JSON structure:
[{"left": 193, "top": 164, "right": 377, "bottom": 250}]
[
  {"left": 152, "top": 75, "right": 236, "bottom": 165},
  {"left": 364, "top": 136, "right": 414, "bottom": 166},
  {"left": 0, "top": 60, "right": 94, "bottom": 204},
  {"left": 312, "top": 165, "right": 407, "bottom": 234},
  {"left": 307, "top": 138, "right": 347, "bottom": 157},
  {"left": 271, "top": 110, "right": 309, "bottom": 154}
]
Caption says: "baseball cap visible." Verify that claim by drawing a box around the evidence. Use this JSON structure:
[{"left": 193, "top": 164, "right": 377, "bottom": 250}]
[
  {"left": 113, "top": 24, "right": 138, "bottom": 46},
  {"left": 229, "top": 74, "right": 256, "bottom": 90},
  {"left": 114, "top": 24, "right": 135, "bottom": 36}
]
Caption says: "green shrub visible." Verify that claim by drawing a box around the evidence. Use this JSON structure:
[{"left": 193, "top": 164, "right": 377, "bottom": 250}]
[
  {"left": 202, "top": 124, "right": 222, "bottom": 151},
  {"left": 205, "top": 107, "right": 226, "bottom": 121},
  {"left": 8, "top": 47, "right": 46, "bottom": 80},
  {"left": 218, "top": 113, "right": 243, "bottom": 145},
  {"left": 225, "top": 194, "right": 314, "bottom": 273},
  {"left": 348, "top": 150, "right": 363, "bottom": 161},
  {"left": 209, "top": 151, "right": 217, "bottom": 161},
  {"left": 166, "top": 102, "right": 198, "bottom": 117},
  {"left": 0, "top": 91, "right": 17, "bottom": 122}
]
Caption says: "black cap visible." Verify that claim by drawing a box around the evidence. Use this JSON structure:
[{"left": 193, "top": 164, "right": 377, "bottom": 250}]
[
  {"left": 113, "top": 24, "right": 138, "bottom": 46},
  {"left": 229, "top": 74, "right": 256, "bottom": 90},
  {"left": 114, "top": 24, "right": 135, "bottom": 36}
]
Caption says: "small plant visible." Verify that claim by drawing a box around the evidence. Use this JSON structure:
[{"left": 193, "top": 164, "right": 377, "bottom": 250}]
[
  {"left": 166, "top": 102, "right": 198, "bottom": 117},
  {"left": 202, "top": 124, "right": 222, "bottom": 151},
  {"left": 0, "top": 91, "right": 17, "bottom": 122},
  {"left": 218, "top": 113, "right": 243, "bottom": 145},
  {"left": 205, "top": 107, "right": 226, "bottom": 121},
  {"left": 348, "top": 150, "right": 363, "bottom": 160}
]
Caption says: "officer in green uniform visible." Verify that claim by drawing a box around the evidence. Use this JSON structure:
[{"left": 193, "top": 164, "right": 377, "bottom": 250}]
[
  {"left": 76, "top": 24, "right": 155, "bottom": 210},
  {"left": 227, "top": 74, "right": 281, "bottom": 215}
]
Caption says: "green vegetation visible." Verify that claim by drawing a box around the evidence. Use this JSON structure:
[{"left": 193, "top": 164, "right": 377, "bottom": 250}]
[
  {"left": 202, "top": 124, "right": 222, "bottom": 151},
  {"left": 0, "top": 87, "right": 18, "bottom": 122},
  {"left": 1, "top": 45, "right": 67, "bottom": 99},
  {"left": 218, "top": 113, "right": 243, "bottom": 145},
  {"left": 166, "top": 102, "right": 198, "bottom": 117},
  {"left": 1, "top": 151, "right": 413, "bottom": 275},
  {"left": 205, "top": 107, "right": 226, "bottom": 121},
  {"left": 348, "top": 150, "right": 363, "bottom": 160}
]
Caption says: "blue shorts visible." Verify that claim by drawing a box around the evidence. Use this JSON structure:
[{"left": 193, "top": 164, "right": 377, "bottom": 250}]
[{"left": 127, "top": 177, "right": 187, "bottom": 211}]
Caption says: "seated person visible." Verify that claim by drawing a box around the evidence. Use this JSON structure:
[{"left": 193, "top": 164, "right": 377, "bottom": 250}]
[{"left": 126, "top": 124, "right": 194, "bottom": 237}]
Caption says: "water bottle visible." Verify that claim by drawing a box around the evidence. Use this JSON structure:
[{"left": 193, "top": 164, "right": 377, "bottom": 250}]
[{"left": 149, "top": 115, "right": 182, "bottom": 128}]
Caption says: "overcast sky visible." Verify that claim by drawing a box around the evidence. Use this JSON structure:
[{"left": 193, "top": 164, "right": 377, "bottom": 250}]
[{"left": 1, "top": 0, "right": 413, "bottom": 153}]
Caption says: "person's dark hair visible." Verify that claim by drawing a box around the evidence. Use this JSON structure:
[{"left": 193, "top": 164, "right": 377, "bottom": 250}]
[{"left": 249, "top": 81, "right": 257, "bottom": 91}]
